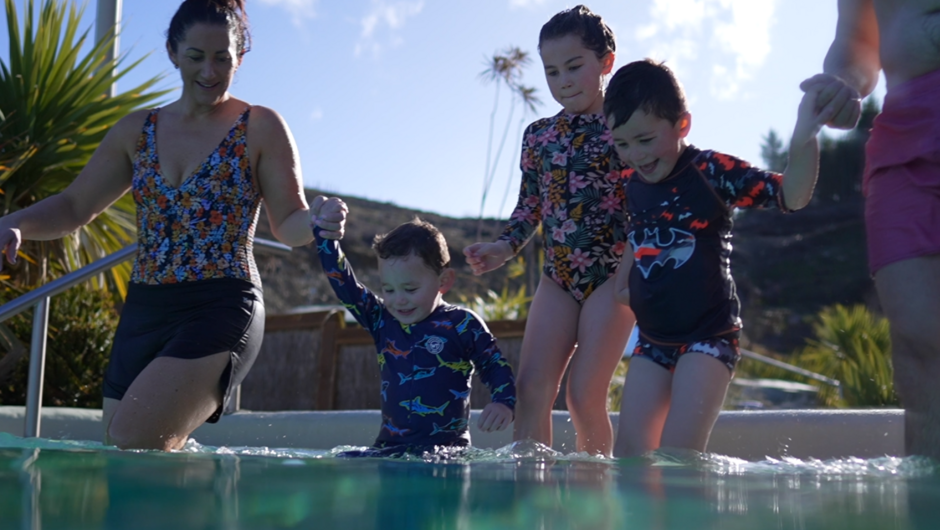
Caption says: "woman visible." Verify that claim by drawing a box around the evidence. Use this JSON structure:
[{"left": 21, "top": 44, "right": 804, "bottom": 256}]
[{"left": 0, "top": 0, "right": 341, "bottom": 450}]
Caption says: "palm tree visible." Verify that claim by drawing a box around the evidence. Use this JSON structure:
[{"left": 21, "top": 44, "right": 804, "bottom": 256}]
[
  {"left": 477, "top": 46, "right": 541, "bottom": 240},
  {"left": 0, "top": 0, "right": 169, "bottom": 297}
]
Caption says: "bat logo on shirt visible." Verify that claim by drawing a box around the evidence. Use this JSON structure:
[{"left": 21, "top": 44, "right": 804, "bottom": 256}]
[{"left": 628, "top": 227, "right": 696, "bottom": 279}]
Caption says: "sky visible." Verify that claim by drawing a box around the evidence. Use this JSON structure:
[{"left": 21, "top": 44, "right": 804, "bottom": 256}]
[{"left": 2, "top": 0, "right": 886, "bottom": 220}]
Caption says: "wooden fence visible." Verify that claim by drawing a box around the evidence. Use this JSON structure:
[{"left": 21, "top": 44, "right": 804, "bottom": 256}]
[{"left": 241, "top": 309, "right": 572, "bottom": 411}]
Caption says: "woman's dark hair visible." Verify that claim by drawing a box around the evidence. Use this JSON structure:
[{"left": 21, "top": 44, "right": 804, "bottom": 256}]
[
  {"left": 539, "top": 5, "right": 615, "bottom": 59},
  {"left": 167, "top": 0, "right": 252, "bottom": 56},
  {"left": 604, "top": 59, "right": 688, "bottom": 129},
  {"left": 373, "top": 219, "right": 451, "bottom": 275}
]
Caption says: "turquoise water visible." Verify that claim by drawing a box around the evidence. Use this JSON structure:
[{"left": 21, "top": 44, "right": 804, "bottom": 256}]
[{"left": 1, "top": 433, "right": 938, "bottom": 529}]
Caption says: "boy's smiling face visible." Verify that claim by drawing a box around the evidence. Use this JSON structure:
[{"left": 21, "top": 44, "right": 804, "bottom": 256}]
[
  {"left": 609, "top": 108, "right": 691, "bottom": 183},
  {"left": 378, "top": 253, "right": 454, "bottom": 325}
]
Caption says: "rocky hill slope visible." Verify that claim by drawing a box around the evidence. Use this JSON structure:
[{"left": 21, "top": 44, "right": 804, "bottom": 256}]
[{"left": 255, "top": 190, "right": 874, "bottom": 357}]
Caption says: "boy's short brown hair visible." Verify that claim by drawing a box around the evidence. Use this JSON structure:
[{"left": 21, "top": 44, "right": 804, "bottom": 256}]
[
  {"left": 372, "top": 218, "right": 451, "bottom": 275},
  {"left": 604, "top": 59, "right": 688, "bottom": 129}
]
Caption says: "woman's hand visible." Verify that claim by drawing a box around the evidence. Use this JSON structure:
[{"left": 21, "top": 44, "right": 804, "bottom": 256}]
[
  {"left": 0, "top": 226, "right": 21, "bottom": 271},
  {"left": 309, "top": 196, "right": 348, "bottom": 240}
]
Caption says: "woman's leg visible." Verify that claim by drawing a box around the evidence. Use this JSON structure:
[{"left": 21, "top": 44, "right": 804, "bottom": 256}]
[
  {"left": 102, "top": 397, "right": 119, "bottom": 444},
  {"left": 565, "top": 278, "right": 635, "bottom": 455},
  {"left": 106, "top": 351, "right": 231, "bottom": 450},
  {"left": 613, "top": 356, "right": 673, "bottom": 458},
  {"left": 659, "top": 353, "right": 732, "bottom": 453},
  {"left": 512, "top": 274, "right": 580, "bottom": 447}
]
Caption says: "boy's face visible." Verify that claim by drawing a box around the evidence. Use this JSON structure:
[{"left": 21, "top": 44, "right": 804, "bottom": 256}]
[
  {"left": 378, "top": 254, "right": 452, "bottom": 325},
  {"left": 540, "top": 34, "right": 614, "bottom": 115},
  {"left": 609, "top": 108, "right": 691, "bottom": 183}
]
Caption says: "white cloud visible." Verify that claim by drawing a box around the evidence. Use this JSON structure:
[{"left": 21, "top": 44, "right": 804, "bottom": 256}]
[
  {"left": 354, "top": 1, "right": 425, "bottom": 57},
  {"left": 636, "top": 0, "right": 777, "bottom": 99},
  {"left": 256, "top": 0, "right": 317, "bottom": 21},
  {"left": 310, "top": 108, "right": 323, "bottom": 121}
]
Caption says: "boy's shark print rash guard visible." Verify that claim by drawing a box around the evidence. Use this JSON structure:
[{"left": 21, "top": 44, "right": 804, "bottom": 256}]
[{"left": 315, "top": 231, "right": 516, "bottom": 448}]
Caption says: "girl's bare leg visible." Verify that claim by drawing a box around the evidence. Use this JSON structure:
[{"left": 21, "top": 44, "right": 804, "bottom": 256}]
[
  {"left": 613, "top": 356, "right": 672, "bottom": 458},
  {"left": 106, "top": 351, "right": 231, "bottom": 450},
  {"left": 659, "top": 354, "right": 732, "bottom": 453},
  {"left": 565, "top": 278, "right": 635, "bottom": 456},
  {"left": 512, "top": 274, "right": 580, "bottom": 447}
]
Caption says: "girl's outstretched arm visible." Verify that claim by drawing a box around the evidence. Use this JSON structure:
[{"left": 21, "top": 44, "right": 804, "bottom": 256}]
[{"left": 463, "top": 240, "right": 514, "bottom": 276}]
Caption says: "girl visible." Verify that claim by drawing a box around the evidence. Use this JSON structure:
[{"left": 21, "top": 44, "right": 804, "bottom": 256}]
[{"left": 464, "top": 5, "right": 635, "bottom": 456}]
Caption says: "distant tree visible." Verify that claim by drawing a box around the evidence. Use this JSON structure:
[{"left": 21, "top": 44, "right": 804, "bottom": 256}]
[
  {"left": 815, "top": 96, "right": 881, "bottom": 204},
  {"left": 760, "top": 129, "right": 788, "bottom": 173},
  {"left": 477, "top": 47, "right": 541, "bottom": 239}
]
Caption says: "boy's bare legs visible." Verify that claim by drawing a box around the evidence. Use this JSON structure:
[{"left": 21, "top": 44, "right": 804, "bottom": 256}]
[
  {"left": 106, "top": 351, "right": 231, "bottom": 450},
  {"left": 659, "top": 354, "right": 732, "bottom": 453},
  {"left": 566, "top": 278, "right": 635, "bottom": 456},
  {"left": 513, "top": 274, "right": 579, "bottom": 448},
  {"left": 875, "top": 255, "right": 940, "bottom": 460},
  {"left": 614, "top": 357, "right": 672, "bottom": 458},
  {"left": 614, "top": 353, "right": 731, "bottom": 457}
]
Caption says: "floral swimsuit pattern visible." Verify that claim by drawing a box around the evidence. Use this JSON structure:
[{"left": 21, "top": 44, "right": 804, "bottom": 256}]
[
  {"left": 130, "top": 108, "right": 262, "bottom": 285},
  {"left": 500, "top": 110, "right": 627, "bottom": 303}
]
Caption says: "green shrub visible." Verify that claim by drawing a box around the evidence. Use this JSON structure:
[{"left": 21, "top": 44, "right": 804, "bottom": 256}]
[
  {"left": 1, "top": 0, "right": 168, "bottom": 297},
  {"left": 795, "top": 304, "right": 896, "bottom": 407},
  {"left": 0, "top": 283, "right": 118, "bottom": 407}
]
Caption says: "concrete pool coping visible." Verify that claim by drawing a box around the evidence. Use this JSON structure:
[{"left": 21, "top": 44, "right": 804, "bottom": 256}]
[{"left": 0, "top": 407, "right": 904, "bottom": 460}]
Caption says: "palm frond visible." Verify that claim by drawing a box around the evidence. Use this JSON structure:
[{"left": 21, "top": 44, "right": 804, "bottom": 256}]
[{"left": 0, "top": 0, "right": 171, "bottom": 295}]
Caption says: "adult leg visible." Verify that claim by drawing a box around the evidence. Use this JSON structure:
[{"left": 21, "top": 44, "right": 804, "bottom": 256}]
[
  {"left": 613, "top": 357, "right": 672, "bottom": 458},
  {"left": 107, "top": 351, "right": 231, "bottom": 451},
  {"left": 875, "top": 255, "right": 940, "bottom": 459},
  {"left": 659, "top": 354, "right": 732, "bottom": 453},
  {"left": 102, "top": 397, "right": 120, "bottom": 445},
  {"left": 512, "top": 274, "right": 580, "bottom": 447},
  {"left": 564, "top": 278, "right": 635, "bottom": 455}
]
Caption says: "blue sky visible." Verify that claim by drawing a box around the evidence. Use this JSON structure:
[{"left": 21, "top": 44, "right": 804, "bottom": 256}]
[{"left": 3, "top": 0, "right": 885, "bottom": 219}]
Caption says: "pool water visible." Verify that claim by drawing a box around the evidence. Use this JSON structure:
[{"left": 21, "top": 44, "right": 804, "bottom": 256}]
[{"left": 1, "top": 433, "right": 938, "bottom": 529}]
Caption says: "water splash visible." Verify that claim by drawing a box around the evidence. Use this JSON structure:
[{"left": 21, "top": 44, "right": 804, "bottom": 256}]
[{"left": 2, "top": 431, "right": 935, "bottom": 478}]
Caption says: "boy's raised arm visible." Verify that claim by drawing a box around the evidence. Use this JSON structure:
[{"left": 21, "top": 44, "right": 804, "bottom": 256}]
[
  {"left": 781, "top": 88, "right": 838, "bottom": 211},
  {"left": 312, "top": 200, "right": 383, "bottom": 334}
]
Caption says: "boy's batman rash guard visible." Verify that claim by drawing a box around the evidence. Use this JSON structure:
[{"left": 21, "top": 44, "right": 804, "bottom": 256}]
[{"left": 624, "top": 145, "right": 789, "bottom": 345}]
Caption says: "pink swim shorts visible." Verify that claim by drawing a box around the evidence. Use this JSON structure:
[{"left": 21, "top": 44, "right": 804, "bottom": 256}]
[{"left": 865, "top": 160, "right": 940, "bottom": 274}]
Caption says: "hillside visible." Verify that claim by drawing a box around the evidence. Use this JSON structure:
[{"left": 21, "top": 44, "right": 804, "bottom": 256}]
[{"left": 254, "top": 189, "right": 875, "bottom": 357}]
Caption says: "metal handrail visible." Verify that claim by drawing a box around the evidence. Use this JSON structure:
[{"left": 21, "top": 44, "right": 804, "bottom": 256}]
[
  {"left": 740, "top": 348, "right": 842, "bottom": 390},
  {"left": 0, "top": 237, "right": 292, "bottom": 437}
]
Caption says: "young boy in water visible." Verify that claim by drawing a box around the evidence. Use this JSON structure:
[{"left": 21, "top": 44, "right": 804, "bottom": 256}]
[
  {"left": 604, "top": 60, "right": 833, "bottom": 457},
  {"left": 311, "top": 199, "right": 516, "bottom": 456}
]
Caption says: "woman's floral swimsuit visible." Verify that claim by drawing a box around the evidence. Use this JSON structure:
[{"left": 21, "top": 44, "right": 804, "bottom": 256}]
[
  {"left": 131, "top": 107, "right": 262, "bottom": 286},
  {"left": 499, "top": 110, "right": 627, "bottom": 303},
  {"left": 102, "top": 108, "right": 265, "bottom": 422}
]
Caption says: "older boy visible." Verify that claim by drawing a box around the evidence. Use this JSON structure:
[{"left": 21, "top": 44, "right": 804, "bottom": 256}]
[
  {"left": 311, "top": 200, "right": 515, "bottom": 456},
  {"left": 603, "top": 60, "right": 832, "bottom": 457},
  {"left": 801, "top": 0, "right": 940, "bottom": 460}
]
